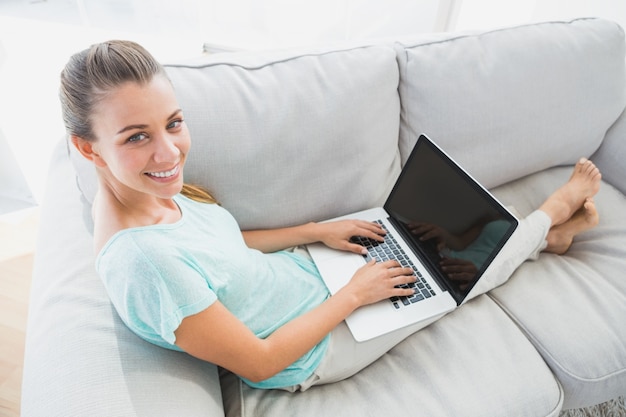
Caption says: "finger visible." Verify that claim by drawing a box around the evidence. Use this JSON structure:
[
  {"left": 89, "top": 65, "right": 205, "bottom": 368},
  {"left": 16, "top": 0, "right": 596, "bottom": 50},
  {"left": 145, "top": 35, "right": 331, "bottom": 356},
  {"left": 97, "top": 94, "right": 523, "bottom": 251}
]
[
  {"left": 390, "top": 273, "right": 417, "bottom": 287},
  {"left": 390, "top": 267, "right": 415, "bottom": 277},
  {"left": 365, "top": 220, "right": 386, "bottom": 233},
  {"left": 345, "top": 242, "right": 368, "bottom": 255},
  {"left": 362, "top": 259, "right": 377, "bottom": 267},
  {"left": 390, "top": 279, "right": 418, "bottom": 296},
  {"left": 367, "top": 230, "right": 386, "bottom": 242},
  {"left": 356, "top": 221, "right": 386, "bottom": 241},
  {"left": 379, "top": 259, "right": 403, "bottom": 269},
  {"left": 392, "top": 286, "right": 417, "bottom": 297}
]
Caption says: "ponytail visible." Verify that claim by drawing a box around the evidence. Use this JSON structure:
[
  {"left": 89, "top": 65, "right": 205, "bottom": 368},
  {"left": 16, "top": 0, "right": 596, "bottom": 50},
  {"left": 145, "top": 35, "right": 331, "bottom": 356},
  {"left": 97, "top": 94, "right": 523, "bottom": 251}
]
[{"left": 181, "top": 183, "right": 219, "bottom": 205}]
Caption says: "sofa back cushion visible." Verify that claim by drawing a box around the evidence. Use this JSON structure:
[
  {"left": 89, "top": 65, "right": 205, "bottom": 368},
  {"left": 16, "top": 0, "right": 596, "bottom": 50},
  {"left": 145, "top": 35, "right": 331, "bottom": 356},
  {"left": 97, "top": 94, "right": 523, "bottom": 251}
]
[
  {"left": 396, "top": 18, "right": 626, "bottom": 189},
  {"left": 164, "top": 45, "right": 401, "bottom": 230}
]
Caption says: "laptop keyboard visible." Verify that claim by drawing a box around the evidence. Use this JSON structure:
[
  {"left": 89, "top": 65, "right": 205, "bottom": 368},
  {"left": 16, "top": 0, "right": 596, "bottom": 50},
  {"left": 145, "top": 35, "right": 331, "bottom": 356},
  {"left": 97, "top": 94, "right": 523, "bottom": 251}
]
[{"left": 350, "top": 220, "right": 437, "bottom": 310}]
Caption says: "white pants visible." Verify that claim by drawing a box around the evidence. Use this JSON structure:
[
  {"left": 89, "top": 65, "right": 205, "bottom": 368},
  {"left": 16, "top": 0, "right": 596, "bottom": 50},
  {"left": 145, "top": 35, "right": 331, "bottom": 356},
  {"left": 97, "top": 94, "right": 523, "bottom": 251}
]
[{"left": 284, "top": 210, "right": 551, "bottom": 392}]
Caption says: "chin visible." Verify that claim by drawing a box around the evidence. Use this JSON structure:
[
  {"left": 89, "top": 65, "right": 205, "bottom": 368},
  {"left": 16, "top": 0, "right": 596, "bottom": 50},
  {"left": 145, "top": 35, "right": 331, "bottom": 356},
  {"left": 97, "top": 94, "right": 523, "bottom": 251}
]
[{"left": 162, "top": 182, "right": 185, "bottom": 199}]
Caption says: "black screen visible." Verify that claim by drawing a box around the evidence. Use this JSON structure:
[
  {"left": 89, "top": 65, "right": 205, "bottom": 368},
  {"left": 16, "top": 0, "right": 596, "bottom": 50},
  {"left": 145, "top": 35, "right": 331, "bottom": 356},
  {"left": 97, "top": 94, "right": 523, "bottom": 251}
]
[{"left": 385, "top": 135, "right": 518, "bottom": 303}]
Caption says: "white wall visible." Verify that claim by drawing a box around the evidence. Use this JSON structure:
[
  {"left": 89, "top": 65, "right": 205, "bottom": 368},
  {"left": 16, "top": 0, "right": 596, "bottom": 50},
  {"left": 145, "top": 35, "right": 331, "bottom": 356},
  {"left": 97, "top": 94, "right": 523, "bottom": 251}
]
[
  {"left": 455, "top": 0, "right": 537, "bottom": 31},
  {"left": 189, "top": 0, "right": 443, "bottom": 49},
  {"left": 455, "top": 0, "right": 625, "bottom": 32},
  {"left": 532, "top": 0, "right": 626, "bottom": 33}
]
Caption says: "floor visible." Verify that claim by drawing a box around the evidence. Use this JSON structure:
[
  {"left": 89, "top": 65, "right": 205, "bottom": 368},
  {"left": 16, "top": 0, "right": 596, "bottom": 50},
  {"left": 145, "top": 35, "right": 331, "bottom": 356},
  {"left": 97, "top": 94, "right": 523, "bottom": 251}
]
[{"left": 0, "top": 209, "right": 39, "bottom": 417}]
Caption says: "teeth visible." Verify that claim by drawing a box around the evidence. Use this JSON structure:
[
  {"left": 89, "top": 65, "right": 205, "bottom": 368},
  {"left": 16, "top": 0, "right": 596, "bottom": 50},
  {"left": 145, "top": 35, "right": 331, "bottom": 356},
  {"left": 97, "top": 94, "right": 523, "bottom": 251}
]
[{"left": 148, "top": 166, "right": 178, "bottom": 178}]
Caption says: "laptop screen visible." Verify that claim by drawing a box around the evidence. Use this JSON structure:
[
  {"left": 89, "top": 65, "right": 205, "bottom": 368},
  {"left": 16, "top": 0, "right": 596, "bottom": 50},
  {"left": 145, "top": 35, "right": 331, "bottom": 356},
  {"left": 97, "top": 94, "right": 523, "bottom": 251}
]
[{"left": 384, "top": 135, "right": 518, "bottom": 303}]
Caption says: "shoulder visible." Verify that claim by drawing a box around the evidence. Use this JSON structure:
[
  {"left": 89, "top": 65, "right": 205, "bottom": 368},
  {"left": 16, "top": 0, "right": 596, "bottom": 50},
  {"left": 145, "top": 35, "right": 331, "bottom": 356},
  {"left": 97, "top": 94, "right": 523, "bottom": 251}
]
[{"left": 96, "top": 227, "right": 171, "bottom": 276}]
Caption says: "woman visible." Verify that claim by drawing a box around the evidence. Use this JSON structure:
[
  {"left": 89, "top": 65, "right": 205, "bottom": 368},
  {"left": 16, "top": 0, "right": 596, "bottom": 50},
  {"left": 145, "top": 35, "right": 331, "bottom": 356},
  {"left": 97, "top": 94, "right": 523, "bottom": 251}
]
[{"left": 61, "top": 40, "right": 601, "bottom": 391}]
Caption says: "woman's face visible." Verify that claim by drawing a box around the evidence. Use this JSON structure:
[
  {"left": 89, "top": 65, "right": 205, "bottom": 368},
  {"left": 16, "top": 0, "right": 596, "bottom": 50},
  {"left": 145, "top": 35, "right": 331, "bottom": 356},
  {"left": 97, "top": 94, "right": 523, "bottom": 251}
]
[{"left": 87, "top": 74, "right": 191, "bottom": 201}]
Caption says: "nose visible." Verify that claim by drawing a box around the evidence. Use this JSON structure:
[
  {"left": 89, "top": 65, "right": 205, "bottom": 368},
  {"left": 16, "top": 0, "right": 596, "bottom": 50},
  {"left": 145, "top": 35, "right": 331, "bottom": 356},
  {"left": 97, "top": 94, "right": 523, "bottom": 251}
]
[{"left": 152, "top": 133, "right": 180, "bottom": 164}]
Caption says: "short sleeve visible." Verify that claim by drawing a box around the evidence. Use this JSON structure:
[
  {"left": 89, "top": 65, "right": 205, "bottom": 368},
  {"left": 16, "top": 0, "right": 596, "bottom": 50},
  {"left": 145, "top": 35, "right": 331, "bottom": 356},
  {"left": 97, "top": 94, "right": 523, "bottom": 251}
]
[{"left": 97, "top": 233, "right": 218, "bottom": 349}]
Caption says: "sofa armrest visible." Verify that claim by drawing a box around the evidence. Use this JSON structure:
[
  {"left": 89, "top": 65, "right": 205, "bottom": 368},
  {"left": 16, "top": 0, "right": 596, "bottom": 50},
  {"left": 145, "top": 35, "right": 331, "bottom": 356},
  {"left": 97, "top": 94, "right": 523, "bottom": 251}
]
[
  {"left": 592, "top": 104, "right": 626, "bottom": 195},
  {"left": 22, "top": 140, "right": 225, "bottom": 417}
]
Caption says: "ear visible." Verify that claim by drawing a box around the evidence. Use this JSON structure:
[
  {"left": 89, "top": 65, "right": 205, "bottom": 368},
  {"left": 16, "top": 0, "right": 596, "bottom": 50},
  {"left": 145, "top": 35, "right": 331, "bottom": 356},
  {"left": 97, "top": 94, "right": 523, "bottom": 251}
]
[{"left": 71, "top": 135, "right": 107, "bottom": 168}]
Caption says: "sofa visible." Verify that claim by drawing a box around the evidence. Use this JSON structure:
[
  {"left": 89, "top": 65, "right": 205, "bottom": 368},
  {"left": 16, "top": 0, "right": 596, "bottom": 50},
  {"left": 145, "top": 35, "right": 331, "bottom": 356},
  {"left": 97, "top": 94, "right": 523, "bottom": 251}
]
[{"left": 21, "top": 17, "right": 626, "bottom": 416}]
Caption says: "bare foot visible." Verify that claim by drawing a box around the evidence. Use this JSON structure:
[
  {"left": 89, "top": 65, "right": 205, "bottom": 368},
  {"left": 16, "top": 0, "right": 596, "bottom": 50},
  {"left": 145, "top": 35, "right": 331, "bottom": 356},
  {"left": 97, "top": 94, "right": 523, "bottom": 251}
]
[
  {"left": 545, "top": 198, "right": 599, "bottom": 254},
  {"left": 539, "top": 158, "right": 601, "bottom": 226}
]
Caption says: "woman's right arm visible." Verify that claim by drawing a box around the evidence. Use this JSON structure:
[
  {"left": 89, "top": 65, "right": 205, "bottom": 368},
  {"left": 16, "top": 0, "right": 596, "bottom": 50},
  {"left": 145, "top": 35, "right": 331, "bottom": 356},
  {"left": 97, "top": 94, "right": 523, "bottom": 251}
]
[{"left": 174, "top": 260, "right": 416, "bottom": 383}]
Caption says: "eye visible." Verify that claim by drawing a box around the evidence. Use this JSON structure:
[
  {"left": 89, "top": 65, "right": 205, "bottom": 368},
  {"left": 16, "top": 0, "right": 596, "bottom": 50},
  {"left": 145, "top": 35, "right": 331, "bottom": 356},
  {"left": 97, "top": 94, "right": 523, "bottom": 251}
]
[
  {"left": 167, "top": 119, "right": 184, "bottom": 130},
  {"left": 127, "top": 132, "right": 148, "bottom": 143}
]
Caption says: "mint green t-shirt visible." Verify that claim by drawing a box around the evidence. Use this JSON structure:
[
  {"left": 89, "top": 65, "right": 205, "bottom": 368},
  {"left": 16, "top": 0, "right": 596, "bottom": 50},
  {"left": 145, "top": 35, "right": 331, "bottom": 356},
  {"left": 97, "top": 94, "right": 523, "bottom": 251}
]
[{"left": 95, "top": 194, "right": 330, "bottom": 389}]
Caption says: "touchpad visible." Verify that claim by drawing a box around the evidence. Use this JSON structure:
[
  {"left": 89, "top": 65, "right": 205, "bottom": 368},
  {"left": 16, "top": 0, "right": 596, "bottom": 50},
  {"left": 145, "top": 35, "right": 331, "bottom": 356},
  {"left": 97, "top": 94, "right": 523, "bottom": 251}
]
[{"left": 315, "top": 254, "right": 366, "bottom": 295}]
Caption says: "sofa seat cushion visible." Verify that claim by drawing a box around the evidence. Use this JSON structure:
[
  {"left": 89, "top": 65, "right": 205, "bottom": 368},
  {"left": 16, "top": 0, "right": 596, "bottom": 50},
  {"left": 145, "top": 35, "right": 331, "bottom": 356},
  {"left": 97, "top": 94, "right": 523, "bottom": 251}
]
[
  {"left": 395, "top": 18, "right": 626, "bottom": 189},
  {"left": 489, "top": 166, "right": 626, "bottom": 409},
  {"left": 221, "top": 296, "right": 563, "bottom": 417},
  {"left": 163, "top": 44, "right": 402, "bottom": 231}
]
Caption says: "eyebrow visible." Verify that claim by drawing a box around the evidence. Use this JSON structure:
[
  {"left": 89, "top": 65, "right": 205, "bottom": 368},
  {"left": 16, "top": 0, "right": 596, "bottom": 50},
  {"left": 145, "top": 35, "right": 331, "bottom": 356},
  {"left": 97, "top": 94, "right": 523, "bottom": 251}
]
[{"left": 116, "top": 109, "right": 183, "bottom": 135}]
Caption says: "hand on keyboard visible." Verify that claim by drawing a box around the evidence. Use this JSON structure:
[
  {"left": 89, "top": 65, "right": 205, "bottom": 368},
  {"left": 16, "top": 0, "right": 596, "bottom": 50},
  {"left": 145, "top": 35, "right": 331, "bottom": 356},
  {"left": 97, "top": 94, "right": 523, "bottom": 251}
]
[
  {"left": 350, "top": 220, "right": 437, "bottom": 309},
  {"left": 317, "top": 219, "right": 386, "bottom": 255},
  {"left": 344, "top": 259, "right": 417, "bottom": 307}
]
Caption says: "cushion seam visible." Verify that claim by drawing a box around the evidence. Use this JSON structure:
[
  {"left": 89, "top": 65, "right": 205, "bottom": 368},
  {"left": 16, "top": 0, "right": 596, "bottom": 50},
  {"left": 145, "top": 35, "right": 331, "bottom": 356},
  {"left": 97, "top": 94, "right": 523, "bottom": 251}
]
[
  {"left": 396, "top": 17, "right": 605, "bottom": 51},
  {"left": 164, "top": 44, "right": 394, "bottom": 71}
]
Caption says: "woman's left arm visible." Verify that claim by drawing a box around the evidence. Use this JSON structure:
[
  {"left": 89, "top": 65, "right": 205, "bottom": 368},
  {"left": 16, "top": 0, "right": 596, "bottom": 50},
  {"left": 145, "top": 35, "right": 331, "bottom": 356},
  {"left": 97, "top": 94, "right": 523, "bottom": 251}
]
[{"left": 242, "top": 220, "right": 386, "bottom": 254}]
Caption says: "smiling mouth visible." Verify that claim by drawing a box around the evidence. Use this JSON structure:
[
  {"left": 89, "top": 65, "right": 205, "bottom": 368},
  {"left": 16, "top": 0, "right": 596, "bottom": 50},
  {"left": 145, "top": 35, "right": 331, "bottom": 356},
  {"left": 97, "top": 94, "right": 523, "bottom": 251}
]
[{"left": 145, "top": 165, "right": 180, "bottom": 179}]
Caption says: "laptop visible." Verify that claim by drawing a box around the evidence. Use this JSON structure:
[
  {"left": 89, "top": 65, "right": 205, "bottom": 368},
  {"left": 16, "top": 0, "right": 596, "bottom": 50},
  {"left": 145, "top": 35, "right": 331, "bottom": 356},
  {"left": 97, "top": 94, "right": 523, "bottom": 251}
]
[{"left": 306, "top": 134, "right": 518, "bottom": 341}]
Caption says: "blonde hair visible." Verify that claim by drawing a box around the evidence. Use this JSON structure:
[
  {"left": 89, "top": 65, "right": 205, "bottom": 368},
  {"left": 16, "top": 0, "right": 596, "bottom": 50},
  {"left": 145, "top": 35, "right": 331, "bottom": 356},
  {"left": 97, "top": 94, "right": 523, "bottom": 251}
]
[
  {"left": 181, "top": 183, "right": 219, "bottom": 205},
  {"left": 60, "top": 40, "right": 217, "bottom": 204}
]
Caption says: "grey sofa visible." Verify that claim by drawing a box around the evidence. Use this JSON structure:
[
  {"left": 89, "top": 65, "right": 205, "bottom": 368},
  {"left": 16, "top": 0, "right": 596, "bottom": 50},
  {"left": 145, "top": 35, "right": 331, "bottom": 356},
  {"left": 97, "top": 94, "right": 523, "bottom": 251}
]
[{"left": 22, "top": 17, "right": 626, "bottom": 416}]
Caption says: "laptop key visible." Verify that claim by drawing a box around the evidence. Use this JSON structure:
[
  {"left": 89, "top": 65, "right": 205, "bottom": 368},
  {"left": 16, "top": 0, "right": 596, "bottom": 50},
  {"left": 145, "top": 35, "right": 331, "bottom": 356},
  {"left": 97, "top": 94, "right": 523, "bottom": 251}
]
[{"left": 352, "top": 221, "right": 436, "bottom": 310}]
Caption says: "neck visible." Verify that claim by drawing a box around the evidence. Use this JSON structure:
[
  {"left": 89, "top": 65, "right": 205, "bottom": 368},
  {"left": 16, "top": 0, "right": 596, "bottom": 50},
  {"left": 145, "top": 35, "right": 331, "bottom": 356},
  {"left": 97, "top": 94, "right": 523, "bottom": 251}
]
[
  {"left": 95, "top": 175, "right": 181, "bottom": 227},
  {"left": 90, "top": 173, "right": 182, "bottom": 256}
]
